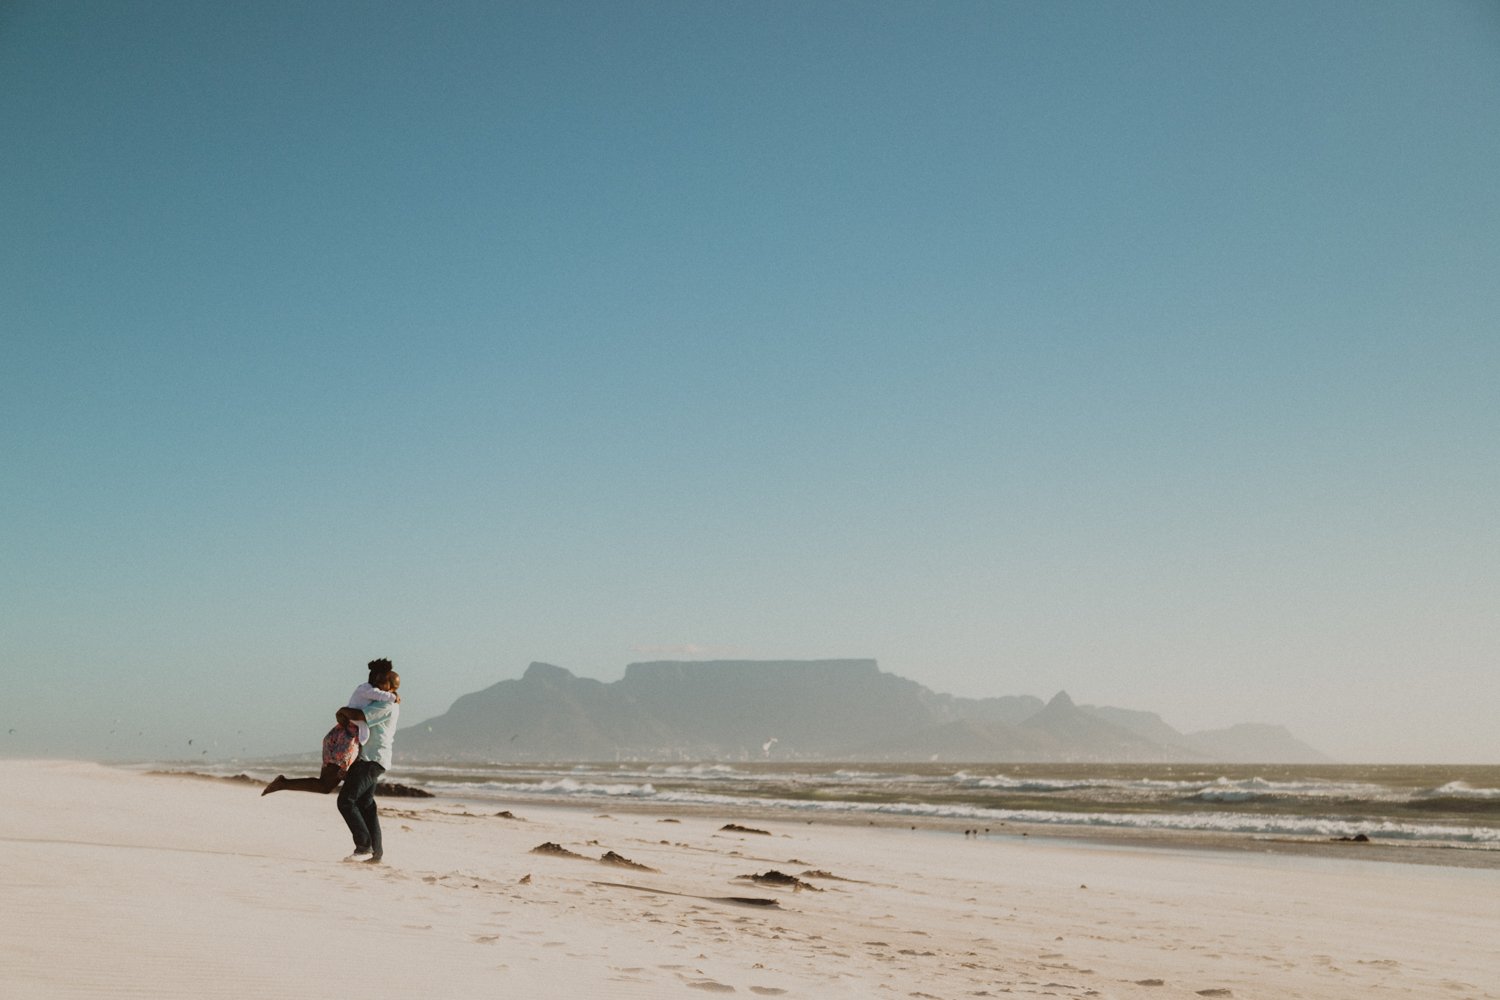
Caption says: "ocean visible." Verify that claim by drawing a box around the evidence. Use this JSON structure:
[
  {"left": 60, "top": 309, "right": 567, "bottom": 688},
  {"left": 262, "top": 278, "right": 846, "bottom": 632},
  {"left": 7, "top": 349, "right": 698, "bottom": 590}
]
[{"left": 181, "top": 758, "right": 1500, "bottom": 854}]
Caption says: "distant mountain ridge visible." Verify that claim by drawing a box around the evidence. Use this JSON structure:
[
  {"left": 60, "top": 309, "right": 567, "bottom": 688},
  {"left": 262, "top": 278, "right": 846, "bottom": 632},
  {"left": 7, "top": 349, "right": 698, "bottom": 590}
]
[{"left": 400, "top": 659, "right": 1331, "bottom": 763}]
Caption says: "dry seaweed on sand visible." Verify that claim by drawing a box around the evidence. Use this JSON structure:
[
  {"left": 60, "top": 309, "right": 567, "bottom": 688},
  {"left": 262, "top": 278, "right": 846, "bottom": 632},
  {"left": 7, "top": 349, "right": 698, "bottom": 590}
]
[
  {"left": 530, "top": 841, "right": 589, "bottom": 859},
  {"left": 799, "top": 869, "right": 861, "bottom": 883},
  {"left": 530, "top": 842, "right": 662, "bottom": 872},
  {"left": 374, "top": 782, "right": 434, "bottom": 798},
  {"left": 720, "top": 823, "right": 771, "bottom": 835},
  {"left": 600, "top": 850, "right": 660, "bottom": 872},
  {"left": 736, "top": 870, "right": 823, "bottom": 891}
]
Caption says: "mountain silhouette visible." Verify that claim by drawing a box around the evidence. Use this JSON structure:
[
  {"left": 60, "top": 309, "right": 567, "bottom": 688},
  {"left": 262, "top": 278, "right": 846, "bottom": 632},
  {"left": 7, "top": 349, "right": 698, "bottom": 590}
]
[{"left": 399, "top": 660, "right": 1330, "bottom": 763}]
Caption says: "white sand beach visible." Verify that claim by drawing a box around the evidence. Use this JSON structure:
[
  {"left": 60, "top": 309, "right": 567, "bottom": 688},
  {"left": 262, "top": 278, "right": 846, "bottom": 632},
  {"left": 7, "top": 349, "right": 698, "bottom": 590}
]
[{"left": 2, "top": 760, "right": 1497, "bottom": 999}]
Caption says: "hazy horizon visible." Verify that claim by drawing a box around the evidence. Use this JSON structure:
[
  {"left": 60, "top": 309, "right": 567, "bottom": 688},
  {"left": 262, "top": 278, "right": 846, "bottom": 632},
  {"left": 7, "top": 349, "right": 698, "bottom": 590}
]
[
  {"left": 0, "top": 656, "right": 1485, "bottom": 766},
  {"left": 4, "top": 2, "right": 1497, "bottom": 766}
]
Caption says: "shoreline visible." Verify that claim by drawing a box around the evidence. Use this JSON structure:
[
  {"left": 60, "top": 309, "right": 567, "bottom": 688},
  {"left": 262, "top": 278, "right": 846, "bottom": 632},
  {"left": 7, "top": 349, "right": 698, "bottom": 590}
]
[
  {"left": 153, "top": 764, "right": 1500, "bottom": 871},
  {"left": 396, "top": 786, "right": 1500, "bottom": 872}
]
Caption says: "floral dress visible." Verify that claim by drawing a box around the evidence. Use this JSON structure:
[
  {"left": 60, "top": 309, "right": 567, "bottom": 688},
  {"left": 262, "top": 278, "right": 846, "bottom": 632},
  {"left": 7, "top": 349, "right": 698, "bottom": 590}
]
[{"left": 321, "top": 722, "right": 360, "bottom": 775}]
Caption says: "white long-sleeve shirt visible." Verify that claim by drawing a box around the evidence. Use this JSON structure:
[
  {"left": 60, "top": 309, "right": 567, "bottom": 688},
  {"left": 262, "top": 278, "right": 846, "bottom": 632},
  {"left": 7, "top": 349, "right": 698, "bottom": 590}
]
[{"left": 347, "top": 682, "right": 397, "bottom": 745}]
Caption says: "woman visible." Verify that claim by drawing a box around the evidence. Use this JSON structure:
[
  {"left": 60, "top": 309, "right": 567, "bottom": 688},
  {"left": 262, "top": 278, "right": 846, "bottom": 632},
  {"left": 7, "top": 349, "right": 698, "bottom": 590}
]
[{"left": 261, "top": 659, "right": 400, "bottom": 795}]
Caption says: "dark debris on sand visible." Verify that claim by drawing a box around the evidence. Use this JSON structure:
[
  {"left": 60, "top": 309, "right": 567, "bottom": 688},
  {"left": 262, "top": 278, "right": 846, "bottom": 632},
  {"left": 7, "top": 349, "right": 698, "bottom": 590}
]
[
  {"left": 737, "top": 870, "right": 823, "bottom": 891},
  {"left": 600, "top": 850, "right": 660, "bottom": 873},
  {"left": 720, "top": 823, "right": 771, "bottom": 835},
  {"left": 375, "top": 782, "right": 434, "bottom": 798},
  {"left": 531, "top": 841, "right": 589, "bottom": 859},
  {"left": 531, "top": 843, "right": 661, "bottom": 872}
]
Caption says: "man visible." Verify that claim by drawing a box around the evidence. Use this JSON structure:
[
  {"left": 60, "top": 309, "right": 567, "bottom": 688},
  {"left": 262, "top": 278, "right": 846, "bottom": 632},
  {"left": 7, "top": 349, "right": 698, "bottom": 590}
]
[{"left": 335, "top": 669, "right": 400, "bottom": 863}]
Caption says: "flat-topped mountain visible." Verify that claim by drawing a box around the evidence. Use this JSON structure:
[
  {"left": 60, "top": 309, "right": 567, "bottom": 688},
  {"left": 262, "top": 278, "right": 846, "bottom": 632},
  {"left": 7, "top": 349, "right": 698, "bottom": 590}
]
[{"left": 399, "top": 660, "right": 1330, "bottom": 763}]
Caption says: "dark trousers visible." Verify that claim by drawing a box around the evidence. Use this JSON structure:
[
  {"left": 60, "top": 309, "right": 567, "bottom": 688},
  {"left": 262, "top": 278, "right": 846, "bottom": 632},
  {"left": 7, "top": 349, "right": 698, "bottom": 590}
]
[{"left": 336, "top": 759, "right": 385, "bottom": 855}]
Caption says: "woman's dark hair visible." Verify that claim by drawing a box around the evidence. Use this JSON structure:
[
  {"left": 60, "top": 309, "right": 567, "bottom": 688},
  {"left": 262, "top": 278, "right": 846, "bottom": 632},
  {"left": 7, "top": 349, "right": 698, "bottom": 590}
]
[{"left": 367, "top": 657, "right": 394, "bottom": 683}]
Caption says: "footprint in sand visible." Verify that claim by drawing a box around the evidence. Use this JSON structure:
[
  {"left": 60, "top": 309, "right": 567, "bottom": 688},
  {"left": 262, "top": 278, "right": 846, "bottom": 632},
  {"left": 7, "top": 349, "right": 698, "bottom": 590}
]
[
  {"left": 747, "top": 989, "right": 786, "bottom": 996},
  {"left": 685, "top": 982, "right": 735, "bottom": 993}
]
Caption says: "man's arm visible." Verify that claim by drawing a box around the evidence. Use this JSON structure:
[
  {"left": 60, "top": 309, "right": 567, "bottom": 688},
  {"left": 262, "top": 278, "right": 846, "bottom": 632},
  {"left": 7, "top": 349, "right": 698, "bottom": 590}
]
[
  {"left": 352, "top": 683, "right": 397, "bottom": 705},
  {"left": 360, "top": 700, "right": 396, "bottom": 726}
]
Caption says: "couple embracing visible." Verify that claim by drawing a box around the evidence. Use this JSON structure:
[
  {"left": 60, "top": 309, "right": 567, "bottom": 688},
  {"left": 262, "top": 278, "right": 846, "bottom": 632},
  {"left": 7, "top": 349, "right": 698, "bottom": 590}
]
[{"left": 262, "top": 658, "right": 401, "bottom": 864}]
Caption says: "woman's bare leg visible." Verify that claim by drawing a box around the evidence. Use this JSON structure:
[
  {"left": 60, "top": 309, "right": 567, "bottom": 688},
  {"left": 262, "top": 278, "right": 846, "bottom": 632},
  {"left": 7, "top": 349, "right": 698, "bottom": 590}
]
[{"left": 261, "top": 764, "right": 343, "bottom": 795}]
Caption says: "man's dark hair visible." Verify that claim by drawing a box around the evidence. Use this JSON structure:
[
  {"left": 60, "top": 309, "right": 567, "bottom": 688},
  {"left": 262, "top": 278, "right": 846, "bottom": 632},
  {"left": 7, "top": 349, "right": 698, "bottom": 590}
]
[{"left": 367, "top": 657, "right": 394, "bottom": 682}]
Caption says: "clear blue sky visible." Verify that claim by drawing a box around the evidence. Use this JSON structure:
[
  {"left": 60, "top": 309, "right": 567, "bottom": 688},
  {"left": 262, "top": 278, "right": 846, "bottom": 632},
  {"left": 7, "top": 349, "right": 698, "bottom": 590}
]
[{"left": 4, "top": 1, "right": 1497, "bottom": 763}]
